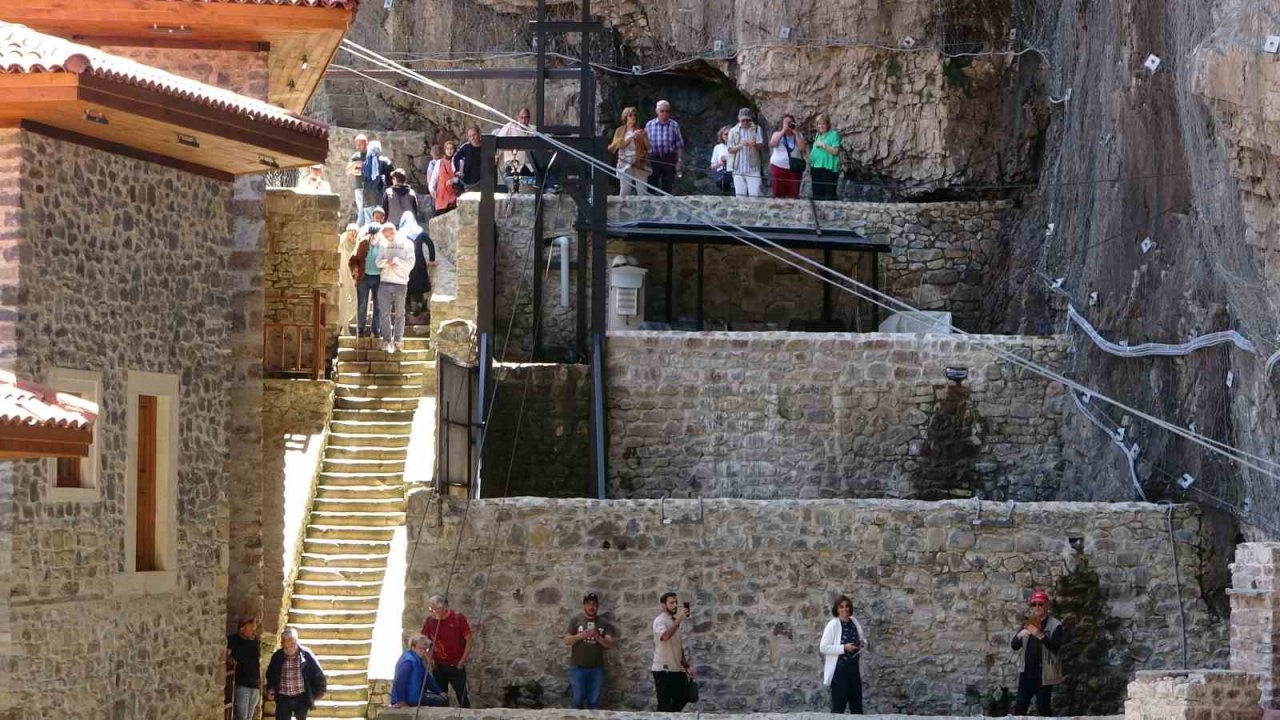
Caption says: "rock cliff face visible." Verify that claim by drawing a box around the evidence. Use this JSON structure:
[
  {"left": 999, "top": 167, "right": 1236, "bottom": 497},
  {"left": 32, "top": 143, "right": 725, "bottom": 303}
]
[{"left": 311, "top": 0, "right": 1280, "bottom": 534}]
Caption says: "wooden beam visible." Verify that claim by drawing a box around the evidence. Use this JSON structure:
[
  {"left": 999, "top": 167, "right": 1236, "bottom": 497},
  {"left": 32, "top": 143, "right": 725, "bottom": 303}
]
[
  {"left": 77, "top": 77, "right": 329, "bottom": 163},
  {"left": 21, "top": 120, "right": 235, "bottom": 182},
  {"left": 10, "top": 1, "right": 354, "bottom": 37},
  {"left": 71, "top": 36, "right": 271, "bottom": 52}
]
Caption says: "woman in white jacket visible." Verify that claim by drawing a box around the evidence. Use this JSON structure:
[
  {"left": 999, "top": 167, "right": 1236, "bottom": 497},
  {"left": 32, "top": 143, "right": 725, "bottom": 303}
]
[{"left": 820, "top": 594, "right": 868, "bottom": 714}]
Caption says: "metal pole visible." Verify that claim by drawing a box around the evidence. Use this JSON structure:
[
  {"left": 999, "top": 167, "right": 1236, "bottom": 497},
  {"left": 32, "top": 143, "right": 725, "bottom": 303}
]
[
  {"left": 696, "top": 242, "right": 705, "bottom": 330},
  {"left": 822, "top": 249, "right": 833, "bottom": 324},
  {"left": 590, "top": 135, "right": 609, "bottom": 499}
]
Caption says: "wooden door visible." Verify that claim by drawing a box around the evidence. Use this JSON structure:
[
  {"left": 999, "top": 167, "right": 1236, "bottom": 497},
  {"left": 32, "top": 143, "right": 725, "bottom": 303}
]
[{"left": 135, "top": 394, "right": 159, "bottom": 572}]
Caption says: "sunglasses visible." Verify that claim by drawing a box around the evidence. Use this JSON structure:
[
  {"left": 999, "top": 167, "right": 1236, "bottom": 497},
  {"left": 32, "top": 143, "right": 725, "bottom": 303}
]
[{"left": 1030, "top": 601, "right": 1047, "bottom": 607}]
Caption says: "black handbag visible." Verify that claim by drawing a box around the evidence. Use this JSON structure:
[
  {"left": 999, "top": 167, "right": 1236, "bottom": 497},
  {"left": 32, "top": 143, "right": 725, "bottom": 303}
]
[
  {"left": 686, "top": 677, "right": 699, "bottom": 703},
  {"left": 784, "top": 134, "right": 806, "bottom": 174}
]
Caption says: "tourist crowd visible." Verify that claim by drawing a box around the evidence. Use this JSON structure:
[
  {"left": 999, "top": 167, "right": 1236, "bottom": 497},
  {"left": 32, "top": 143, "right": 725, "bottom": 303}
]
[{"left": 227, "top": 587, "right": 1064, "bottom": 717}]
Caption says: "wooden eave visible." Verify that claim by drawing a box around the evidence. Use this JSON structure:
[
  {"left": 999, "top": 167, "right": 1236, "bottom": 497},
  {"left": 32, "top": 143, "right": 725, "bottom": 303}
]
[
  {"left": 2, "top": 0, "right": 355, "bottom": 112},
  {"left": 0, "top": 421, "right": 91, "bottom": 459},
  {"left": 0, "top": 72, "right": 328, "bottom": 179}
]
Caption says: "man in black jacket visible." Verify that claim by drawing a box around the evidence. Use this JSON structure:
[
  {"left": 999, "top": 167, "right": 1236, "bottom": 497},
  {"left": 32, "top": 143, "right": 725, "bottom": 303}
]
[
  {"left": 266, "top": 627, "right": 327, "bottom": 719},
  {"left": 1011, "top": 589, "right": 1065, "bottom": 715}
]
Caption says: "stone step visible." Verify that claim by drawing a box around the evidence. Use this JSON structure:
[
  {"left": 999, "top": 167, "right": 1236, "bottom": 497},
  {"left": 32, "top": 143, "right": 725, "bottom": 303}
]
[
  {"left": 331, "top": 408, "right": 417, "bottom": 424},
  {"left": 287, "top": 622, "right": 376, "bottom": 642},
  {"left": 310, "top": 511, "right": 406, "bottom": 527},
  {"left": 340, "top": 335, "right": 430, "bottom": 350},
  {"left": 292, "top": 579, "right": 384, "bottom": 598},
  {"left": 306, "top": 525, "right": 396, "bottom": 542},
  {"left": 317, "top": 472, "right": 405, "bottom": 487},
  {"left": 336, "top": 346, "right": 431, "bottom": 362},
  {"left": 325, "top": 427, "right": 409, "bottom": 445},
  {"left": 335, "top": 383, "right": 422, "bottom": 399},
  {"left": 302, "top": 538, "right": 392, "bottom": 556},
  {"left": 313, "top": 497, "right": 405, "bottom": 514},
  {"left": 322, "top": 457, "right": 408, "bottom": 475},
  {"left": 315, "top": 484, "right": 404, "bottom": 501},
  {"left": 299, "top": 552, "right": 389, "bottom": 571},
  {"left": 335, "top": 396, "right": 419, "bottom": 412},
  {"left": 337, "top": 360, "right": 433, "bottom": 376},
  {"left": 310, "top": 699, "right": 369, "bottom": 718},
  {"left": 322, "top": 669, "right": 369, "bottom": 685},
  {"left": 330, "top": 415, "right": 414, "bottom": 430},
  {"left": 325, "top": 444, "right": 409, "bottom": 462},
  {"left": 304, "top": 637, "right": 373, "bottom": 657},
  {"left": 296, "top": 565, "right": 388, "bottom": 583},
  {"left": 290, "top": 594, "right": 380, "bottom": 611},
  {"left": 323, "top": 685, "right": 371, "bottom": 703},
  {"left": 336, "top": 372, "right": 424, "bottom": 387},
  {"left": 289, "top": 608, "right": 379, "bottom": 626}
]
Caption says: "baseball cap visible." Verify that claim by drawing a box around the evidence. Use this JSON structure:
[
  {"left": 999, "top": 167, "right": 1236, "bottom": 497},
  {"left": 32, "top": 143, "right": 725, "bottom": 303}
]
[
  {"left": 583, "top": 592, "right": 599, "bottom": 603},
  {"left": 1030, "top": 590, "right": 1050, "bottom": 604}
]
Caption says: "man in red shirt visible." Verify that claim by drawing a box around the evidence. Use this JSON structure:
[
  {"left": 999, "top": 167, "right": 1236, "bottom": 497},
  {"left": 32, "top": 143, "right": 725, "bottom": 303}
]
[{"left": 421, "top": 594, "right": 474, "bottom": 707}]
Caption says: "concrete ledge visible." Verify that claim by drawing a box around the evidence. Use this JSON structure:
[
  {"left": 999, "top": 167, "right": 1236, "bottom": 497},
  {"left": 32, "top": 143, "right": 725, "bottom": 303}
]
[{"left": 380, "top": 710, "right": 1120, "bottom": 720}]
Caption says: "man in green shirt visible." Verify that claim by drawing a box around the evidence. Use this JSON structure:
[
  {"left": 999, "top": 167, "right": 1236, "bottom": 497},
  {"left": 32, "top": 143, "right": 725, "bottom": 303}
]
[{"left": 563, "top": 592, "right": 617, "bottom": 709}]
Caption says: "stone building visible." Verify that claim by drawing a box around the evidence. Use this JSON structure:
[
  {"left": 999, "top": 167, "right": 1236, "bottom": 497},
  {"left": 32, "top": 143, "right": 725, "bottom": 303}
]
[{"left": 0, "top": 2, "right": 353, "bottom": 717}]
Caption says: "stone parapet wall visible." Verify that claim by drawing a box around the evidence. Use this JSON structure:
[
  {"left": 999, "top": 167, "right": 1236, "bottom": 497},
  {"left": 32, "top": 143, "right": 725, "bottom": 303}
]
[
  {"left": 383, "top": 711, "right": 1118, "bottom": 720},
  {"left": 1123, "top": 670, "right": 1261, "bottom": 719},
  {"left": 265, "top": 189, "right": 343, "bottom": 351},
  {"left": 261, "top": 380, "right": 334, "bottom": 646},
  {"left": 607, "top": 331, "right": 1068, "bottom": 501},
  {"left": 402, "top": 497, "right": 1225, "bottom": 715},
  {"left": 5, "top": 131, "right": 233, "bottom": 717},
  {"left": 1229, "top": 542, "right": 1280, "bottom": 708}
]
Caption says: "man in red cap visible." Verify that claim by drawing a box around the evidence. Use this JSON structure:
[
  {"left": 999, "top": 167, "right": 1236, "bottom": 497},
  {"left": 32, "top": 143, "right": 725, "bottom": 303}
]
[{"left": 1010, "top": 589, "right": 1064, "bottom": 715}]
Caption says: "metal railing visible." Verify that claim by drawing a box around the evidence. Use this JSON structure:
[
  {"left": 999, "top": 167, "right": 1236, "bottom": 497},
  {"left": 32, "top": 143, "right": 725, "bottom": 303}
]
[
  {"left": 264, "top": 290, "right": 328, "bottom": 380},
  {"left": 224, "top": 655, "right": 237, "bottom": 720}
]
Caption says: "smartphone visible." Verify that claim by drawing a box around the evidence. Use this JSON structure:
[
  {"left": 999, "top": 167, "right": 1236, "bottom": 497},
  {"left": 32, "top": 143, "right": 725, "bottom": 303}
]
[{"left": 682, "top": 602, "right": 690, "bottom": 611}]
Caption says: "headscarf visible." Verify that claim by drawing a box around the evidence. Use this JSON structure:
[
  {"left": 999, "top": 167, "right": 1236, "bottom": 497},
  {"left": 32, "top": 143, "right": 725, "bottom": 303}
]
[
  {"left": 397, "top": 212, "right": 423, "bottom": 240},
  {"left": 363, "top": 140, "right": 384, "bottom": 184}
]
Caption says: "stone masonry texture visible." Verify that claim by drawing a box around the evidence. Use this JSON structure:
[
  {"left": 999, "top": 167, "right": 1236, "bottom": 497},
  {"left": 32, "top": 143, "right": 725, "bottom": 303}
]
[
  {"left": 482, "top": 363, "right": 593, "bottom": 497},
  {"left": 1123, "top": 670, "right": 1261, "bottom": 720},
  {"left": 383, "top": 711, "right": 1119, "bottom": 720},
  {"left": 1228, "top": 541, "right": 1280, "bottom": 708},
  {"left": 402, "top": 497, "right": 1225, "bottom": 715},
  {"left": 428, "top": 195, "right": 1005, "bottom": 365},
  {"left": 3, "top": 130, "right": 233, "bottom": 719},
  {"left": 607, "top": 331, "right": 1068, "bottom": 501},
  {"left": 265, "top": 189, "right": 343, "bottom": 369}
]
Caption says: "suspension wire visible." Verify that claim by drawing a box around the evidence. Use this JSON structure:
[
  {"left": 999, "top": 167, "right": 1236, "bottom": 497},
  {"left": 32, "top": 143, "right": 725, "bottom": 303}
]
[{"left": 339, "top": 38, "right": 1280, "bottom": 486}]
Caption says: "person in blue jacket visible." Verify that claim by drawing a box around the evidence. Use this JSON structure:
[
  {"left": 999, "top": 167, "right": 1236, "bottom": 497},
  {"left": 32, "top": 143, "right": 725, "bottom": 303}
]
[{"left": 391, "top": 635, "right": 448, "bottom": 708}]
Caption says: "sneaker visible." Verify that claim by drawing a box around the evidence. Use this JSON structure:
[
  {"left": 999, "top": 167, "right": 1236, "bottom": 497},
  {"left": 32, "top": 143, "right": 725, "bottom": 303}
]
[
  {"left": 383, "top": 342, "right": 395, "bottom": 354},
  {"left": 394, "top": 341, "right": 404, "bottom": 353}
]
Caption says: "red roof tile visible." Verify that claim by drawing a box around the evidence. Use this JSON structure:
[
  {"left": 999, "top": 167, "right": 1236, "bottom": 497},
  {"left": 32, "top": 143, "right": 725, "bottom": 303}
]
[
  {"left": 0, "top": 22, "right": 329, "bottom": 138},
  {"left": 0, "top": 370, "right": 98, "bottom": 431}
]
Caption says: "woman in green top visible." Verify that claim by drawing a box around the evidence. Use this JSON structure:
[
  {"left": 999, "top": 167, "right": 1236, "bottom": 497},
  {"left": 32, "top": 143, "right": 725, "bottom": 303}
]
[{"left": 809, "top": 114, "right": 841, "bottom": 200}]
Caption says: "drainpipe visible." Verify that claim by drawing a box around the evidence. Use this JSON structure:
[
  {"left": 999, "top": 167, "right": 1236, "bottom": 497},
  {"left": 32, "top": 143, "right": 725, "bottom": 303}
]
[{"left": 555, "top": 235, "right": 571, "bottom": 307}]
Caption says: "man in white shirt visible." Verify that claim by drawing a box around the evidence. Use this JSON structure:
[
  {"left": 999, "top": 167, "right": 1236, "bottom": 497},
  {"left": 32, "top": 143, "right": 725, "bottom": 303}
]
[{"left": 651, "top": 592, "right": 694, "bottom": 712}]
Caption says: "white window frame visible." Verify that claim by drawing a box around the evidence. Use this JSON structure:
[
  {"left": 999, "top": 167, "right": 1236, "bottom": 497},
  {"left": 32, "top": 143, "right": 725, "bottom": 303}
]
[
  {"left": 115, "top": 370, "right": 180, "bottom": 596},
  {"left": 44, "top": 367, "right": 102, "bottom": 503}
]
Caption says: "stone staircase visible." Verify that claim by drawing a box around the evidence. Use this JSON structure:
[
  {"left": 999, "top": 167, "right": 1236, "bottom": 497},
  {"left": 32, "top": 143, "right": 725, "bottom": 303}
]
[{"left": 270, "top": 335, "right": 429, "bottom": 720}]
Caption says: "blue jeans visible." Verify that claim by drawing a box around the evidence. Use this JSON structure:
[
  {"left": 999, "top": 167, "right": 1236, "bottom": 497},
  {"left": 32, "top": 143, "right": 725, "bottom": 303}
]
[
  {"left": 233, "top": 686, "right": 259, "bottom": 720},
  {"left": 357, "top": 274, "right": 380, "bottom": 335},
  {"left": 570, "top": 665, "right": 604, "bottom": 709}
]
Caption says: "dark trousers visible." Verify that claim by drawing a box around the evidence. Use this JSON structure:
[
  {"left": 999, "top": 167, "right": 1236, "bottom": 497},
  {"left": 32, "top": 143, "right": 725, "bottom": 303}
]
[
  {"left": 811, "top": 167, "right": 839, "bottom": 200},
  {"left": 432, "top": 664, "right": 470, "bottom": 707},
  {"left": 652, "top": 670, "right": 688, "bottom": 712},
  {"left": 830, "top": 660, "right": 863, "bottom": 714},
  {"left": 649, "top": 153, "right": 678, "bottom": 194},
  {"left": 274, "top": 693, "right": 309, "bottom": 719},
  {"left": 1013, "top": 672, "right": 1052, "bottom": 715},
  {"left": 356, "top": 273, "right": 380, "bottom": 334}
]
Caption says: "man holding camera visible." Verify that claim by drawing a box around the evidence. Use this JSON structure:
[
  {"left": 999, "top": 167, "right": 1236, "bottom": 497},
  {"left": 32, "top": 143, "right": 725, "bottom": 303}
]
[
  {"left": 651, "top": 591, "right": 695, "bottom": 712},
  {"left": 563, "top": 591, "right": 617, "bottom": 709}
]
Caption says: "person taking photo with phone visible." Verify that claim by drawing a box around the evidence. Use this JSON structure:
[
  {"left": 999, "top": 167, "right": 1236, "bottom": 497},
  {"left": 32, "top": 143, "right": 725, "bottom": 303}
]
[{"left": 651, "top": 591, "right": 695, "bottom": 712}]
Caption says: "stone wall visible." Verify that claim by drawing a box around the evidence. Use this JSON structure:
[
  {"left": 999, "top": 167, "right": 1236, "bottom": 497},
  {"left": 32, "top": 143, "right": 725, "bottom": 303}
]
[
  {"left": 429, "top": 195, "right": 1005, "bottom": 364},
  {"left": 1123, "top": 670, "right": 1261, "bottom": 720},
  {"left": 3, "top": 130, "right": 233, "bottom": 718},
  {"left": 402, "top": 497, "right": 1225, "bottom": 715},
  {"left": 261, "top": 379, "right": 334, "bottom": 645},
  {"left": 609, "top": 197, "right": 1005, "bottom": 333},
  {"left": 482, "top": 364, "right": 593, "bottom": 498},
  {"left": 0, "top": 129, "right": 18, "bottom": 716},
  {"left": 383, "top": 711, "right": 1118, "bottom": 720},
  {"left": 95, "top": 46, "right": 274, "bottom": 631},
  {"left": 265, "top": 189, "right": 343, "bottom": 366},
  {"left": 607, "top": 331, "right": 1068, "bottom": 501}
]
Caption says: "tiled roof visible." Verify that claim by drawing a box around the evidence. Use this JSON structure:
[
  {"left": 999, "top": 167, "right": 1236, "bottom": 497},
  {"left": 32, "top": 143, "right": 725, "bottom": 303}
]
[
  {"left": 0, "top": 370, "right": 98, "bottom": 431},
  {"left": 0, "top": 22, "right": 329, "bottom": 138}
]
